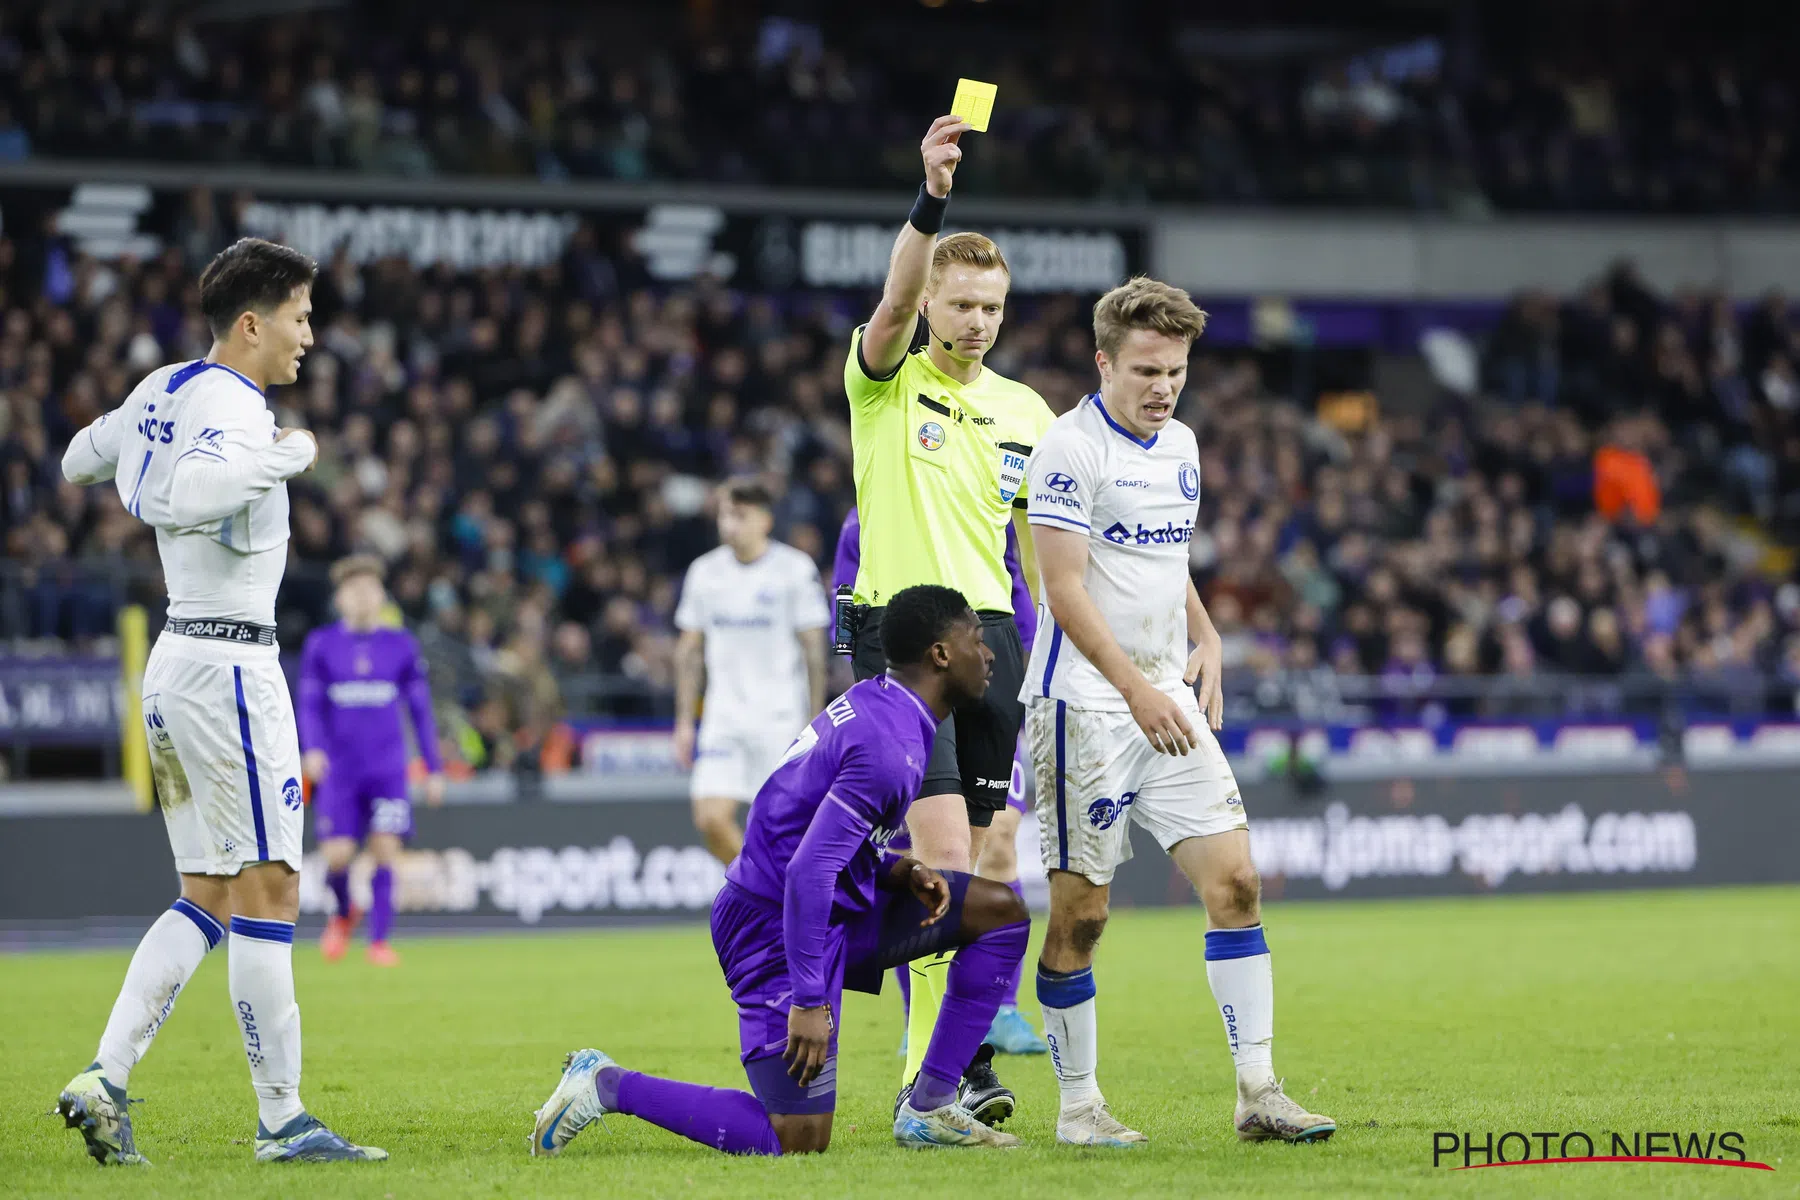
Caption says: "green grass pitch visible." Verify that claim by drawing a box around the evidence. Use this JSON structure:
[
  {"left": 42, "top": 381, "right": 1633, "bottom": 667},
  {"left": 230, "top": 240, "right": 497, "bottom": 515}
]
[{"left": 2, "top": 887, "right": 1796, "bottom": 1199}]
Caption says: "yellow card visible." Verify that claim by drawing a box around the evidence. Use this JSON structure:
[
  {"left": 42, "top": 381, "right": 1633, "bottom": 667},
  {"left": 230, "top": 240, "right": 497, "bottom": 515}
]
[{"left": 950, "top": 78, "right": 997, "bottom": 132}]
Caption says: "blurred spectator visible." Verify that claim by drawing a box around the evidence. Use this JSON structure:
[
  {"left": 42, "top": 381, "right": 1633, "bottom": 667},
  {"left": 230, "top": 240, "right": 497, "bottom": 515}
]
[
  {"left": 1593, "top": 421, "right": 1661, "bottom": 525},
  {"left": 2, "top": 1, "right": 1798, "bottom": 213},
  {"left": 3, "top": 182, "right": 1798, "bottom": 764}
]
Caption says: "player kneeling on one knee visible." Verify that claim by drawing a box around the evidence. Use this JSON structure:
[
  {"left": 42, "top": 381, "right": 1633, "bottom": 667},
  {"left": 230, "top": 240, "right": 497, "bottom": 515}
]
[{"left": 531, "top": 586, "right": 1030, "bottom": 1156}]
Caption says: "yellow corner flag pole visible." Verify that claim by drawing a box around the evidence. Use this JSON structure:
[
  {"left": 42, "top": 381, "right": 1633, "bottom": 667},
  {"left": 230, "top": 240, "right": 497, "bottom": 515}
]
[{"left": 118, "top": 604, "right": 151, "bottom": 812}]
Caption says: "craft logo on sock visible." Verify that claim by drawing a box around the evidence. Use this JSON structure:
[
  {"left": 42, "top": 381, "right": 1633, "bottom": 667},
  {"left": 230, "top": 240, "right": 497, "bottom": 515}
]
[
  {"left": 237, "top": 1000, "right": 264, "bottom": 1068},
  {"left": 1221, "top": 1003, "right": 1239, "bottom": 1053},
  {"left": 148, "top": 982, "right": 184, "bottom": 1041},
  {"left": 1431, "top": 1130, "right": 1770, "bottom": 1171}
]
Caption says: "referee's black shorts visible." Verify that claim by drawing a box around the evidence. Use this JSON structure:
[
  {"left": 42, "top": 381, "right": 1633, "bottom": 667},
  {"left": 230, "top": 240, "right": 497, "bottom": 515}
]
[{"left": 851, "top": 608, "right": 1026, "bottom": 829}]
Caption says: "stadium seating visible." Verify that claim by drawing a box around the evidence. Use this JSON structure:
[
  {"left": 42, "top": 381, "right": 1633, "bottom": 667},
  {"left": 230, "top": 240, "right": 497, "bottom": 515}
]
[
  {"left": 2, "top": 186, "right": 1798, "bottom": 762},
  {"left": 0, "top": 1, "right": 1796, "bottom": 212}
]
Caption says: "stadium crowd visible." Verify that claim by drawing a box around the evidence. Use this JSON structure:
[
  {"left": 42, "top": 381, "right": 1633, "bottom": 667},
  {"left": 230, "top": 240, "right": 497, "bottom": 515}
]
[
  {"left": 2, "top": 189, "right": 1799, "bottom": 765},
  {"left": 0, "top": 1, "right": 1796, "bottom": 213}
]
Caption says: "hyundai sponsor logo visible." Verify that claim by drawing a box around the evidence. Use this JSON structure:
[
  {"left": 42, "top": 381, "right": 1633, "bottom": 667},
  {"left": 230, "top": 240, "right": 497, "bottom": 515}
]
[{"left": 1033, "top": 492, "right": 1083, "bottom": 509}]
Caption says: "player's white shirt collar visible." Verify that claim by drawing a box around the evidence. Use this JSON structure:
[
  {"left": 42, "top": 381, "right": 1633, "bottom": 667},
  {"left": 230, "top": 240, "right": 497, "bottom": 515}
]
[{"left": 1087, "top": 392, "right": 1161, "bottom": 450}]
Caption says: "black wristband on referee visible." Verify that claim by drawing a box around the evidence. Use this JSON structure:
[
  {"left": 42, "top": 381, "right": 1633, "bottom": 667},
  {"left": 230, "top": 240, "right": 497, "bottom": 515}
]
[{"left": 908, "top": 184, "right": 949, "bottom": 235}]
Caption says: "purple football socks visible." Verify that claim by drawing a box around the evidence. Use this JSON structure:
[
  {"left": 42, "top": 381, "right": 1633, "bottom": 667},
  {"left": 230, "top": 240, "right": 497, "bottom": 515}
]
[
  {"left": 369, "top": 865, "right": 394, "bottom": 943},
  {"left": 913, "top": 915, "right": 1030, "bottom": 1109},
  {"left": 601, "top": 1067, "right": 784, "bottom": 1156},
  {"left": 325, "top": 868, "right": 351, "bottom": 919},
  {"left": 998, "top": 881, "right": 1025, "bottom": 1007}
]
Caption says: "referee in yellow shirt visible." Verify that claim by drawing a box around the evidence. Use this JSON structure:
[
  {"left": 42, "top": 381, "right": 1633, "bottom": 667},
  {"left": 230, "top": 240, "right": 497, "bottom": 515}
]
[{"left": 842, "top": 114, "right": 1055, "bottom": 1124}]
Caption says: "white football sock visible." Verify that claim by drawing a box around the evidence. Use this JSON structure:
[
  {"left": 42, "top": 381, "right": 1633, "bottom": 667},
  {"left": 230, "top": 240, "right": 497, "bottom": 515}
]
[
  {"left": 95, "top": 898, "right": 223, "bottom": 1085},
  {"left": 228, "top": 917, "right": 305, "bottom": 1132},
  {"left": 1204, "top": 925, "right": 1275, "bottom": 1093},
  {"left": 1036, "top": 965, "right": 1102, "bottom": 1109}
]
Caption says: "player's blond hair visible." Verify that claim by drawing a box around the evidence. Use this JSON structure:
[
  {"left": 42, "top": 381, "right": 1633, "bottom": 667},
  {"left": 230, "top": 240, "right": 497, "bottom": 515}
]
[
  {"left": 927, "top": 232, "right": 1010, "bottom": 291},
  {"left": 1092, "top": 276, "right": 1209, "bottom": 358},
  {"left": 330, "top": 554, "right": 386, "bottom": 587}
]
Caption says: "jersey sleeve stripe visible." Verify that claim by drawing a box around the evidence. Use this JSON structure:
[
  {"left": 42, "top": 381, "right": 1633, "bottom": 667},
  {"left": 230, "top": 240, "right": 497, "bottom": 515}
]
[
  {"left": 824, "top": 791, "right": 874, "bottom": 832},
  {"left": 1028, "top": 512, "right": 1090, "bottom": 531},
  {"left": 852, "top": 323, "right": 906, "bottom": 384},
  {"left": 127, "top": 448, "right": 155, "bottom": 517}
]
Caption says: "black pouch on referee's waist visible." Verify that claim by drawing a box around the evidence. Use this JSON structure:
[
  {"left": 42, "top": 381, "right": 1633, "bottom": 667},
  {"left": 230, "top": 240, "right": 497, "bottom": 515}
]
[{"left": 834, "top": 585, "right": 869, "bottom": 656}]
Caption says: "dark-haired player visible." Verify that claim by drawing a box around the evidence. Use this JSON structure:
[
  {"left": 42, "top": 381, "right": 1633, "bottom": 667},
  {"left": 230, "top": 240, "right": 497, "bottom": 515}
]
[
  {"left": 834, "top": 508, "right": 1049, "bottom": 1059},
  {"left": 532, "top": 585, "right": 1030, "bottom": 1155},
  {"left": 56, "top": 237, "right": 385, "bottom": 1164},
  {"left": 300, "top": 555, "right": 445, "bottom": 966},
  {"left": 674, "top": 480, "right": 830, "bottom": 865}
]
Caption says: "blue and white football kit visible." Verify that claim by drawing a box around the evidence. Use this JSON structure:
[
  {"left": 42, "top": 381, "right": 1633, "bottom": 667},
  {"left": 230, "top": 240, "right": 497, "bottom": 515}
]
[
  {"left": 58, "top": 354, "right": 386, "bottom": 1164},
  {"left": 70, "top": 360, "right": 312, "bottom": 874},
  {"left": 674, "top": 543, "right": 830, "bottom": 803},
  {"left": 1021, "top": 394, "right": 1246, "bottom": 887}
]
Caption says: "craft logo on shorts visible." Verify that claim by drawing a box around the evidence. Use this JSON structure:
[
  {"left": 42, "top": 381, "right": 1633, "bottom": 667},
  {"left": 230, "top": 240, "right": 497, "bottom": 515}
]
[
  {"left": 1179, "top": 462, "right": 1200, "bottom": 501},
  {"left": 281, "top": 777, "right": 303, "bottom": 811},
  {"left": 917, "top": 421, "right": 945, "bottom": 451},
  {"left": 1087, "top": 790, "right": 1138, "bottom": 830}
]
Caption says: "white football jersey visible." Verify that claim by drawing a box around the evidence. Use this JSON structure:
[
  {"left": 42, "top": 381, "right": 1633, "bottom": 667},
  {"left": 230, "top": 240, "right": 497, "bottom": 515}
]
[
  {"left": 675, "top": 542, "right": 831, "bottom": 735},
  {"left": 61, "top": 360, "right": 314, "bottom": 625},
  {"left": 1021, "top": 393, "right": 1201, "bottom": 711}
]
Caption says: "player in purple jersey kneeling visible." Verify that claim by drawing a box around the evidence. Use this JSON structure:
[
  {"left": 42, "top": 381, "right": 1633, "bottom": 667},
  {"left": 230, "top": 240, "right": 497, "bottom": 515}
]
[
  {"left": 297, "top": 556, "right": 444, "bottom": 967},
  {"left": 836, "top": 508, "right": 1049, "bottom": 1065},
  {"left": 531, "top": 586, "right": 1031, "bottom": 1155}
]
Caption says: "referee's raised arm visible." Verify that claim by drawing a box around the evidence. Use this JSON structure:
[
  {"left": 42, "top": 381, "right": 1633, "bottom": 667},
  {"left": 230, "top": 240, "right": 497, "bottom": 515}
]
[
  {"left": 838, "top": 109, "right": 1056, "bottom": 1117},
  {"left": 859, "top": 115, "right": 972, "bottom": 378}
]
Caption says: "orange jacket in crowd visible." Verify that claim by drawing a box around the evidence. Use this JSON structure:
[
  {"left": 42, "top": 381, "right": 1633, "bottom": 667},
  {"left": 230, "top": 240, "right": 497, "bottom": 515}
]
[{"left": 1593, "top": 445, "right": 1661, "bottom": 524}]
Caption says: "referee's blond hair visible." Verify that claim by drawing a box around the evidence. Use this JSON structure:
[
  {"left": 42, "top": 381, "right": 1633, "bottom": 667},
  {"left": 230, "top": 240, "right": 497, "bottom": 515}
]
[
  {"left": 1092, "top": 276, "right": 1209, "bottom": 358},
  {"left": 928, "top": 232, "right": 1009, "bottom": 290}
]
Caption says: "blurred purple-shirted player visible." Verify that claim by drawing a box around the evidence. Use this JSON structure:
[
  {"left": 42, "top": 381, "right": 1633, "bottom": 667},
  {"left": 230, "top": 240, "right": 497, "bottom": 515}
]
[
  {"left": 531, "top": 586, "right": 1031, "bottom": 1155},
  {"left": 834, "top": 509, "right": 1048, "bottom": 1057},
  {"left": 296, "top": 556, "right": 443, "bottom": 967}
]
